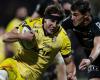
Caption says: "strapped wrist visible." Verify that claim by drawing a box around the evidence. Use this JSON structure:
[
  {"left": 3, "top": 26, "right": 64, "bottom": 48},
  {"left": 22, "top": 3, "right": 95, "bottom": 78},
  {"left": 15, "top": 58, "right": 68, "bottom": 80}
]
[{"left": 88, "top": 57, "right": 94, "bottom": 63}]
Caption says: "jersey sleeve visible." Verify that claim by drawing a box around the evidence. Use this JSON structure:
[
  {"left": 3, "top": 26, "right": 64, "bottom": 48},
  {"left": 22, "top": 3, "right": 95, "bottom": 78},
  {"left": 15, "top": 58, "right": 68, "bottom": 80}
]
[
  {"left": 93, "top": 21, "right": 100, "bottom": 36},
  {"left": 18, "top": 17, "right": 42, "bottom": 33},
  {"left": 60, "top": 29, "right": 72, "bottom": 58},
  {"left": 18, "top": 17, "right": 31, "bottom": 33}
]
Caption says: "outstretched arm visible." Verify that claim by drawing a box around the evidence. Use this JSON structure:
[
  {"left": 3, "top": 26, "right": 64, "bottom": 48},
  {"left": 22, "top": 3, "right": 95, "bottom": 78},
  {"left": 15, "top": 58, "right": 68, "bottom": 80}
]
[
  {"left": 64, "top": 55, "right": 77, "bottom": 80},
  {"left": 79, "top": 36, "right": 100, "bottom": 70},
  {"left": 89, "top": 36, "right": 100, "bottom": 62}
]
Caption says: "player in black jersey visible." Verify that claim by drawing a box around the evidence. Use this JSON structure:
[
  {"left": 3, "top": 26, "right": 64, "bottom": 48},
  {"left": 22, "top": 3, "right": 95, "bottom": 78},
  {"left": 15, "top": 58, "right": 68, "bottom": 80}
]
[{"left": 62, "top": 1, "right": 100, "bottom": 80}]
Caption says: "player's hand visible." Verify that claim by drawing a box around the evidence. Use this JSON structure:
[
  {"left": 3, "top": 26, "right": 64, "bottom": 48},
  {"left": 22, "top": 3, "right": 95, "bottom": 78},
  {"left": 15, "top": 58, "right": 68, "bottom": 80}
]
[
  {"left": 67, "top": 73, "right": 77, "bottom": 80},
  {"left": 79, "top": 59, "right": 91, "bottom": 70},
  {"left": 20, "top": 31, "right": 35, "bottom": 41},
  {"left": 10, "top": 27, "right": 19, "bottom": 33}
]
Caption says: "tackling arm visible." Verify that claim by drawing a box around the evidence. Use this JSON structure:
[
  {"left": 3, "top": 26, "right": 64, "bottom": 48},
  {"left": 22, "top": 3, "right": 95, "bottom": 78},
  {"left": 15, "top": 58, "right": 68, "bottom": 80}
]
[{"left": 64, "top": 55, "right": 77, "bottom": 80}]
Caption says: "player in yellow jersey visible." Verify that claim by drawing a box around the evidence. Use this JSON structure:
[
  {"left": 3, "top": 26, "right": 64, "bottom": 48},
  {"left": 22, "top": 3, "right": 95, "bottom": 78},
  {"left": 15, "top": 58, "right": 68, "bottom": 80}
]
[
  {"left": 0, "top": 27, "right": 6, "bottom": 63},
  {"left": 0, "top": 5, "right": 77, "bottom": 80},
  {"left": 5, "top": 6, "right": 28, "bottom": 57},
  {"left": 6, "top": 6, "right": 28, "bottom": 32}
]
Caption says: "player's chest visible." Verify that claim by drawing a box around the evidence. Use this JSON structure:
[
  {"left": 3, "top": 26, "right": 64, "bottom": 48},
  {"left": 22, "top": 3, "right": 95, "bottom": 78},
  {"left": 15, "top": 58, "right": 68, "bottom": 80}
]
[
  {"left": 34, "top": 29, "right": 60, "bottom": 51},
  {"left": 73, "top": 27, "right": 94, "bottom": 47}
]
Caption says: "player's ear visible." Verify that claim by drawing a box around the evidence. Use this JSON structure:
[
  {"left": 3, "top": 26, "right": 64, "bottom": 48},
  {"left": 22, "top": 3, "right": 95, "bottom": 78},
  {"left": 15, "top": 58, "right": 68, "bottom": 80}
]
[
  {"left": 84, "top": 12, "right": 89, "bottom": 19},
  {"left": 44, "top": 19, "right": 46, "bottom": 23},
  {"left": 84, "top": 15, "right": 89, "bottom": 21}
]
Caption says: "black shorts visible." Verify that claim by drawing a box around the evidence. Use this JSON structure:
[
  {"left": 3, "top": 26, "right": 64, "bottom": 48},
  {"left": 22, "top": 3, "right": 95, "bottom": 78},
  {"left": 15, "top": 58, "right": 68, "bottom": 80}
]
[{"left": 88, "top": 65, "right": 100, "bottom": 79}]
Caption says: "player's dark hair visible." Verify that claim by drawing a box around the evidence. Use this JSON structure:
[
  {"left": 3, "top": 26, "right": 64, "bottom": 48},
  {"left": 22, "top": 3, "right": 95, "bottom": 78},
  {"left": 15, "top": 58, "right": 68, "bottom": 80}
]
[
  {"left": 71, "top": 1, "right": 90, "bottom": 14},
  {"left": 44, "top": 4, "right": 64, "bottom": 18}
]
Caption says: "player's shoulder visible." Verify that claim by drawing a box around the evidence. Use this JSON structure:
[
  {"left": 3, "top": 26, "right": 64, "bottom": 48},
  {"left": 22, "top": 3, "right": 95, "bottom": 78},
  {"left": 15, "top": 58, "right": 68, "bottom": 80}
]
[
  {"left": 27, "top": 17, "right": 43, "bottom": 23},
  {"left": 7, "top": 18, "right": 21, "bottom": 26},
  {"left": 92, "top": 17, "right": 100, "bottom": 29},
  {"left": 60, "top": 26, "right": 67, "bottom": 35},
  {"left": 19, "top": 17, "right": 43, "bottom": 27},
  {"left": 10, "top": 18, "right": 21, "bottom": 22},
  {"left": 58, "top": 26, "right": 69, "bottom": 40}
]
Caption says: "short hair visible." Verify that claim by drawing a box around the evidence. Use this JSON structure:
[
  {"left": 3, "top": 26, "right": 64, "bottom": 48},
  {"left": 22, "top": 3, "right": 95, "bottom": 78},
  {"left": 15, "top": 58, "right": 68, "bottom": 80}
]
[
  {"left": 44, "top": 4, "right": 64, "bottom": 17},
  {"left": 71, "top": 1, "right": 90, "bottom": 14}
]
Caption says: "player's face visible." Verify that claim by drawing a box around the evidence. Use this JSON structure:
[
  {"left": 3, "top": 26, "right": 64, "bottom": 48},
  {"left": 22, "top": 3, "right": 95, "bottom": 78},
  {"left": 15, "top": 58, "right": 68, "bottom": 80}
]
[
  {"left": 44, "top": 19, "right": 59, "bottom": 35},
  {"left": 16, "top": 7, "right": 28, "bottom": 19},
  {"left": 71, "top": 10, "right": 84, "bottom": 26}
]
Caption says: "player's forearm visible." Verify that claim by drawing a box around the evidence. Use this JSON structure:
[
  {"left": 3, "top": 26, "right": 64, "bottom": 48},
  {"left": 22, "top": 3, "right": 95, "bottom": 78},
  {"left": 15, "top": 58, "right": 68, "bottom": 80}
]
[
  {"left": 3, "top": 32, "right": 21, "bottom": 42},
  {"left": 64, "top": 56, "right": 76, "bottom": 77},
  {"left": 66, "top": 61, "right": 76, "bottom": 76},
  {"left": 89, "top": 37, "right": 100, "bottom": 63},
  {"left": 89, "top": 44, "right": 100, "bottom": 63}
]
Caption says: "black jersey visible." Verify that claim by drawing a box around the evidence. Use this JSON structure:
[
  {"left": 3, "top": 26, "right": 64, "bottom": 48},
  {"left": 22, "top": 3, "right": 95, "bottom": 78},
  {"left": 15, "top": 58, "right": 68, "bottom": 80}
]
[
  {"left": 62, "top": 17, "right": 100, "bottom": 65},
  {"left": 62, "top": 17, "right": 100, "bottom": 50}
]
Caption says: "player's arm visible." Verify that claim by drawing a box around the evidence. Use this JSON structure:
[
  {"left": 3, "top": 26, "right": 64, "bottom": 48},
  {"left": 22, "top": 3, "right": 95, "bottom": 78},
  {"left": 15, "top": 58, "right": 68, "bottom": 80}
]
[
  {"left": 79, "top": 21, "right": 100, "bottom": 70},
  {"left": 3, "top": 27, "right": 34, "bottom": 43},
  {"left": 60, "top": 33, "right": 76, "bottom": 80},
  {"left": 60, "top": 29, "right": 76, "bottom": 80},
  {"left": 79, "top": 36, "right": 100, "bottom": 70},
  {"left": 89, "top": 36, "right": 100, "bottom": 62},
  {"left": 63, "top": 55, "right": 76, "bottom": 80}
]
